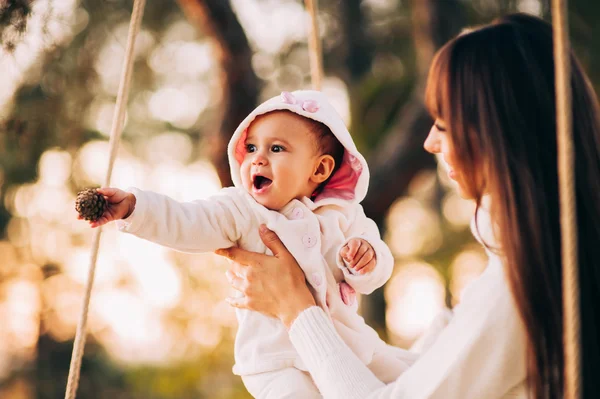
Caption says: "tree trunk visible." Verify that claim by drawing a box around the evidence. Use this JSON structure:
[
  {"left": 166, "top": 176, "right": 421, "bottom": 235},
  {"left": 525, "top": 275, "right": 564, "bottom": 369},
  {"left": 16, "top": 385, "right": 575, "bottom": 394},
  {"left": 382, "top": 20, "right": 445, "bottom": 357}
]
[
  {"left": 340, "top": 0, "right": 374, "bottom": 81},
  {"left": 360, "top": 0, "right": 466, "bottom": 334},
  {"left": 176, "top": 0, "right": 259, "bottom": 187}
]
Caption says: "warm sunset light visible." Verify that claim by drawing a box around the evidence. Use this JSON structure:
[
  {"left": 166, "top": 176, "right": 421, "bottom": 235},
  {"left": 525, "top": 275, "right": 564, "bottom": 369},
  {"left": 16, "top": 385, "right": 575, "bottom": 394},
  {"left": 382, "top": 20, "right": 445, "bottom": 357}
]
[{"left": 2, "top": 0, "right": 567, "bottom": 397}]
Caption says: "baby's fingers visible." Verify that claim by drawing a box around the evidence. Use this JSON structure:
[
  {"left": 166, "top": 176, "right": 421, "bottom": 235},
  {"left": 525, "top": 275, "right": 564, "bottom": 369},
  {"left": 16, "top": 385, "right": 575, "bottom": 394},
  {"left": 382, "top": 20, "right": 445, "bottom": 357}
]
[
  {"left": 89, "top": 214, "right": 111, "bottom": 228},
  {"left": 98, "top": 187, "right": 129, "bottom": 204},
  {"left": 353, "top": 248, "right": 375, "bottom": 272},
  {"left": 96, "top": 187, "right": 117, "bottom": 197},
  {"left": 358, "top": 259, "right": 376, "bottom": 274},
  {"left": 344, "top": 239, "right": 361, "bottom": 261},
  {"left": 348, "top": 243, "right": 368, "bottom": 267}
]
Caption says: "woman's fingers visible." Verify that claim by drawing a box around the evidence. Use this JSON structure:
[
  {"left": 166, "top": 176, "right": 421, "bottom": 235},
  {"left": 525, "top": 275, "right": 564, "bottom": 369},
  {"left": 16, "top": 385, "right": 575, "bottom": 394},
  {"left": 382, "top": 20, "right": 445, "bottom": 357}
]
[
  {"left": 216, "top": 226, "right": 290, "bottom": 264},
  {"left": 215, "top": 246, "right": 265, "bottom": 267},
  {"left": 226, "top": 269, "right": 246, "bottom": 293},
  {"left": 226, "top": 296, "right": 248, "bottom": 309},
  {"left": 258, "top": 225, "right": 290, "bottom": 258}
]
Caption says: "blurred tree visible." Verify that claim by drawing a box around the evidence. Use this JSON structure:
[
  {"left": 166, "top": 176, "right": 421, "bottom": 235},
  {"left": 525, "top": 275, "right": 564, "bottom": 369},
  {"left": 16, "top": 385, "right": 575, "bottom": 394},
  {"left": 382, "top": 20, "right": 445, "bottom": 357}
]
[
  {"left": 176, "top": 0, "right": 259, "bottom": 187},
  {"left": 1, "top": 0, "right": 599, "bottom": 397}
]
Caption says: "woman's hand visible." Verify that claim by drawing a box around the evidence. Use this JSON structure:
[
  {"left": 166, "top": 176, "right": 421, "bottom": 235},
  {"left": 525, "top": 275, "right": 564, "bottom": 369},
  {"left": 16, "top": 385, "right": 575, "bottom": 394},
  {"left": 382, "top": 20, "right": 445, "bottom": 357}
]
[{"left": 215, "top": 225, "right": 316, "bottom": 329}]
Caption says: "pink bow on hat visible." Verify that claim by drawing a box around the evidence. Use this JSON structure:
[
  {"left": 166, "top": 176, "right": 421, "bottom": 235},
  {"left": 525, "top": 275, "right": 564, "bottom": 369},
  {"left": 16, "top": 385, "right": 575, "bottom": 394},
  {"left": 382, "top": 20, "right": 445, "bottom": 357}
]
[{"left": 280, "top": 91, "right": 320, "bottom": 113}]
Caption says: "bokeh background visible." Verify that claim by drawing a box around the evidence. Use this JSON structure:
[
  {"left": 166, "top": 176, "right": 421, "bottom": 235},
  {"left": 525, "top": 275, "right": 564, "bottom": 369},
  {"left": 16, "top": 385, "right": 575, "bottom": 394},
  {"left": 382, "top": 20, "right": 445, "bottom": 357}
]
[{"left": 0, "top": 0, "right": 598, "bottom": 398}]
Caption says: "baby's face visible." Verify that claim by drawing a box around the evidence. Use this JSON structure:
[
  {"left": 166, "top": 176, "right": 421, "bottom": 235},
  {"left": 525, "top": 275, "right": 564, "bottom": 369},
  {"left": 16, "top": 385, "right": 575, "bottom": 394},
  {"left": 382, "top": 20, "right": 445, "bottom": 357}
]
[{"left": 240, "top": 111, "right": 321, "bottom": 211}]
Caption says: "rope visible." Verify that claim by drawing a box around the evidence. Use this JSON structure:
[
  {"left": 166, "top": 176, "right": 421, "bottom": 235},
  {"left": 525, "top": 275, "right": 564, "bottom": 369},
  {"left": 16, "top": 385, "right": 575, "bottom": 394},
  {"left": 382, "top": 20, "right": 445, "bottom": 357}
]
[
  {"left": 304, "top": 0, "right": 323, "bottom": 90},
  {"left": 64, "top": 1, "right": 146, "bottom": 398},
  {"left": 551, "top": 1, "right": 581, "bottom": 398}
]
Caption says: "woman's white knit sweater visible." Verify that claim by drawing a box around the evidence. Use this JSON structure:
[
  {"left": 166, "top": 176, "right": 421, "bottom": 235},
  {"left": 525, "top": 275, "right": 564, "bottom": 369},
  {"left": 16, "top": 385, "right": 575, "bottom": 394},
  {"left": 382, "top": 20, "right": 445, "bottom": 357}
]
[{"left": 288, "top": 208, "right": 529, "bottom": 398}]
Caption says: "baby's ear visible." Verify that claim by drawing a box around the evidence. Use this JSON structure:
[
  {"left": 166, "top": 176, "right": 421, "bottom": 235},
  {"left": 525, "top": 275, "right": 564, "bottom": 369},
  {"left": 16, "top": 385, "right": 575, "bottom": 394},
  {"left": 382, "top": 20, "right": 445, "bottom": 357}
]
[{"left": 311, "top": 155, "right": 335, "bottom": 184}]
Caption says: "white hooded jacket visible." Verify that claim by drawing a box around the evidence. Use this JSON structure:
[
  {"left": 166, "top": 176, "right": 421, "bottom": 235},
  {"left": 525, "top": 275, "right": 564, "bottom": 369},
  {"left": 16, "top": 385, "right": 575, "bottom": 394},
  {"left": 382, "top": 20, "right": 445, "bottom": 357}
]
[{"left": 117, "top": 90, "right": 395, "bottom": 376}]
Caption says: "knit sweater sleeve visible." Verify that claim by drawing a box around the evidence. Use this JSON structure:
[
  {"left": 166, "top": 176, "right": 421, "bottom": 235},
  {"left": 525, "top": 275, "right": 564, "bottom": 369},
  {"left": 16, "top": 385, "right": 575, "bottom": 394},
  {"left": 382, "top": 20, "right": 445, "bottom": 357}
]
[
  {"left": 115, "top": 187, "right": 253, "bottom": 253},
  {"left": 289, "top": 256, "right": 527, "bottom": 399}
]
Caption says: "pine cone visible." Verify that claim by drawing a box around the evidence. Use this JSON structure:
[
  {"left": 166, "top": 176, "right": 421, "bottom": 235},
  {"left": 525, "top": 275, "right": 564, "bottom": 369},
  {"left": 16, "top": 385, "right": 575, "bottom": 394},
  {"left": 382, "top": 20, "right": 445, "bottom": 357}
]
[{"left": 75, "top": 188, "right": 107, "bottom": 222}]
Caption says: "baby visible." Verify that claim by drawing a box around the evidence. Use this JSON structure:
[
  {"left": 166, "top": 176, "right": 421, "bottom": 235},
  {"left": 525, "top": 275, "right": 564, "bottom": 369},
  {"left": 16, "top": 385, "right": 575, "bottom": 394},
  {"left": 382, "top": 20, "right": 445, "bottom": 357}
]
[{"left": 86, "top": 90, "right": 410, "bottom": 398}]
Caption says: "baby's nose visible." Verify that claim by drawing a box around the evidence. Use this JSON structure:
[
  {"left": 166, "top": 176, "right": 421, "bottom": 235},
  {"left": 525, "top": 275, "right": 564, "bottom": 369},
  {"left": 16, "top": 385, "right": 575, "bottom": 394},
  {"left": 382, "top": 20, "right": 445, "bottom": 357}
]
[{"left": 252, "top": 153, "right": 268, "bottom": 165}]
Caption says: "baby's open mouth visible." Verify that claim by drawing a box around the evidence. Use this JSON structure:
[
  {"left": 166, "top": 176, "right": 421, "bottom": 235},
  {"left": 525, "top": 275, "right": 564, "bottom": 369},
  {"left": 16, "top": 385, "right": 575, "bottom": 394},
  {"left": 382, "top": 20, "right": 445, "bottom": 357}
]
[{"left": 253, "top": 175, "right": 273, "bottom": 190}]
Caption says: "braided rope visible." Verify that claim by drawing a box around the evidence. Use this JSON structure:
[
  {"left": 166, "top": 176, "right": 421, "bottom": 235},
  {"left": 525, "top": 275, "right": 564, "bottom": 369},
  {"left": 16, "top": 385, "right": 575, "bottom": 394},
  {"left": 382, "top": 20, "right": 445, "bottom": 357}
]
[
  {"left": 305, "top": 0, "right": 323, "bottom": 90},
  {"left": 551, "top": 1, "right": 581, "bottom": 398},
  {"left": 64, "top": 1, "right": 146, "bottom": 398}
]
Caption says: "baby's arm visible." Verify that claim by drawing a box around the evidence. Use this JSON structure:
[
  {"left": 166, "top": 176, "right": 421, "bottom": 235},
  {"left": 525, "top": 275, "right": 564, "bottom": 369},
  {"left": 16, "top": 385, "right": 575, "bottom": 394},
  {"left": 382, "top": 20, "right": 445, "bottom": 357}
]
[
  {"left": 337, "top": 205, "right": 394, "bottom": 295},
  {"left": 89, "top": 187, "right": 251, "bottom": 253}
]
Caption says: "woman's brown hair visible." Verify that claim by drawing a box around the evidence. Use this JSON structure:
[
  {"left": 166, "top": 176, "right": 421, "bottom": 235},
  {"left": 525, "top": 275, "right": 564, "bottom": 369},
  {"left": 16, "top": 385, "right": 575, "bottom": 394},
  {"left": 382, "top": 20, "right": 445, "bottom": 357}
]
[{"left": 425, "top": 13, "right": 600, "bottom": 398}]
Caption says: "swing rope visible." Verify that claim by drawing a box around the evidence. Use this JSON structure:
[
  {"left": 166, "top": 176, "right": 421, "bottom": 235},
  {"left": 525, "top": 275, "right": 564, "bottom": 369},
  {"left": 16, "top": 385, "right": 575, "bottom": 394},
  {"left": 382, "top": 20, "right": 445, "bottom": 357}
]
[
  {"left": 64, "top": 1, "right": 146, "bottom": 398},
  {"left": 551, "top": 0, "right": 581, "bottom": 398},
  {"left": 305, "top": 0, "right": 323, "bottom": 90}
]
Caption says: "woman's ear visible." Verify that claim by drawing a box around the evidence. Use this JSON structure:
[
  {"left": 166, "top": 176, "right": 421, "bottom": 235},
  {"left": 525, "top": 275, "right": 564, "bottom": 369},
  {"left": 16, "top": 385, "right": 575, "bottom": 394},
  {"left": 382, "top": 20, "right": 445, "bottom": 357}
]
[{"left": 311, "top": 155, "right": 335, "bottom": 184}]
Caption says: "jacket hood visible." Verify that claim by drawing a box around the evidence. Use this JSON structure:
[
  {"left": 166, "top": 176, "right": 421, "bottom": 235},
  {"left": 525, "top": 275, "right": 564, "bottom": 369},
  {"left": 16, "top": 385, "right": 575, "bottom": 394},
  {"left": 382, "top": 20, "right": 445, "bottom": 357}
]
[{"left": 227, "top": 90, "right": 369, "bottom": 205}]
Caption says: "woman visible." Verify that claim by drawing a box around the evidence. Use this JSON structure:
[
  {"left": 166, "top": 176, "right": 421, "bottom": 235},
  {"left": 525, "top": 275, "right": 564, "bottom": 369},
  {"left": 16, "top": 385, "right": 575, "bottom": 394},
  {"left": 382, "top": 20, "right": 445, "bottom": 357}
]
[{"left": 217, "top": 14, "right": 600, "bottom": 398}]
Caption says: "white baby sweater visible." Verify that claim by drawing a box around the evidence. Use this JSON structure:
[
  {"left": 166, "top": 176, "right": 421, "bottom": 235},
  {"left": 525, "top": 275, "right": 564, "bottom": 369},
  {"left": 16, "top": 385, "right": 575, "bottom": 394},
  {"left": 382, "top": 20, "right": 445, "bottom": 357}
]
[
  {"left": 117, "top": 186, "right": 394, "bottom": 376},
  {"left": 288, "top": 208, "right": 529, "bottom": 398}
]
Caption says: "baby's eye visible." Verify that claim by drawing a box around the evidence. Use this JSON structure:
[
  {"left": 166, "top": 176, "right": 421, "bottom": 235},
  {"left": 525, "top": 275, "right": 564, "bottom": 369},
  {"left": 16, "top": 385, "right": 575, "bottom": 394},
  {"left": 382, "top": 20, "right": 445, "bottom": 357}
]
[
  {"left": 271, "top": 145, "right": 284, "bottom": 153},
  {"left": 246, "top": 144, "right": 256, "bottom": 153}
]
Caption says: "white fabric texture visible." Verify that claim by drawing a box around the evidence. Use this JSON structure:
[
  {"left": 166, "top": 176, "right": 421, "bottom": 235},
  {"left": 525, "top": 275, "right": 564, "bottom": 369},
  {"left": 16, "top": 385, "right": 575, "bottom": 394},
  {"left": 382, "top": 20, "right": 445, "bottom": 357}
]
[
  {"left": 288, "top": 207, "right": 529, "bottom": 399},
  {"left": 241, "top": 368, "right": 322, "bottom": 398},
  {"left": 116, "top": 91, "right": 400, "bottom": 384}
]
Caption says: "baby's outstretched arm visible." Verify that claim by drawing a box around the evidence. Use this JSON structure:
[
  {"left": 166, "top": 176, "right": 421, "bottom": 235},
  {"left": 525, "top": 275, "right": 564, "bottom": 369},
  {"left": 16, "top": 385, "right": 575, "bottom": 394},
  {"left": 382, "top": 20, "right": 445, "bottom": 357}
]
[{"left": 79, "top": 186, "right": 252, "bottom": 254}]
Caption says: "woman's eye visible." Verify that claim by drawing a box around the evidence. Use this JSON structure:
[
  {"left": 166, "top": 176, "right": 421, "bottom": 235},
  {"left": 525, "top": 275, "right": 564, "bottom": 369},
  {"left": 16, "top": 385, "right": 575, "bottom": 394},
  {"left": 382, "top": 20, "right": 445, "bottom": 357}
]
[
  {"left": 271, "top": 145, "right": 284, "bottom": 153},
  {"left": 246, "top": 144, "right": 256, "bottom": 152},
  {"left": 434, "top": 122, "right": 447, "bottom": 132}
]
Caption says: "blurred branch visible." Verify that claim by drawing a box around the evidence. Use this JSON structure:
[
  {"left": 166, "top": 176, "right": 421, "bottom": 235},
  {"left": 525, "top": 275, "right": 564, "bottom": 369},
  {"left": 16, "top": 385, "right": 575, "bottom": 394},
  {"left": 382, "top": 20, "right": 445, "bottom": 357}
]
[
  {"left": 340, "top": 0, "right": 374, "bottom": 81},
  {"left": 364, "top": 0, "right": 465, "bottom": 225},
  {"left": 360, "top": 0, "right": 465, "bottom": 333},
  {"left": 176, "top": 0, "right": 259, "bottom": 187}
]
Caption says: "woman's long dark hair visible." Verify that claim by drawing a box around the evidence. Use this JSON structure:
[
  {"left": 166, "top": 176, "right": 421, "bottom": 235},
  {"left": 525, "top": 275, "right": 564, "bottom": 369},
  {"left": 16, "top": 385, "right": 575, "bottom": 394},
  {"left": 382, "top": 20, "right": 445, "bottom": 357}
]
[{"left": 425, "top": 13, "right": 600, "bottom": 398}]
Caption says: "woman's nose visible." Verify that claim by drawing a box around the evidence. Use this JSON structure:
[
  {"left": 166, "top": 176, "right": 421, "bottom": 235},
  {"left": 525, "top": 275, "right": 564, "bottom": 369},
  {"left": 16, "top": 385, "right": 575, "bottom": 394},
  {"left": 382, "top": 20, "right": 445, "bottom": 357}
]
[{"left": 423, "top": 127, "right": 441, "bottom": 154}]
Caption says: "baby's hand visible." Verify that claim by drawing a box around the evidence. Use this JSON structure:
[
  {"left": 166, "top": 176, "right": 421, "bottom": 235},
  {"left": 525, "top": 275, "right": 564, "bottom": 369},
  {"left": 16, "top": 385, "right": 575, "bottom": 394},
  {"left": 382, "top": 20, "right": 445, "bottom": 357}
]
[
  {"left": 78, "top": 187, "right": 136, "bottom": 228},
  {"left": 340, "top": 238, "right": 376, "bottom": 274}
]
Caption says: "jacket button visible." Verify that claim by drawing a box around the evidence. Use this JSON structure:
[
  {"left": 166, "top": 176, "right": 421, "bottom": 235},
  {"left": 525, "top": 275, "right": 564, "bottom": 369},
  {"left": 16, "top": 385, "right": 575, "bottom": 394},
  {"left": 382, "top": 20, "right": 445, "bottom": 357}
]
[
  {"left": 312, "top": 272, "right": 323, "bottom": 287},
  {"left": 291, "top": 207, "right": 304, "bottom": 219},
  {"left": 302, "top": 234, "right": 317, "bottom": 248}
]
